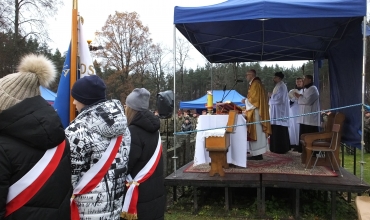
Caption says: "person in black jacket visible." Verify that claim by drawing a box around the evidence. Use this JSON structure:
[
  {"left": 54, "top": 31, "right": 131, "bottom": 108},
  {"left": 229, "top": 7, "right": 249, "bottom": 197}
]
[
  {"left": 121, "top": 88, "right": 165, "bottom": 220},
  {"left": 181, "top": 118, "right": 193, "bottom": 132},
  {"left": 0, "top": 54, "right": 72, "bottom": 220}
]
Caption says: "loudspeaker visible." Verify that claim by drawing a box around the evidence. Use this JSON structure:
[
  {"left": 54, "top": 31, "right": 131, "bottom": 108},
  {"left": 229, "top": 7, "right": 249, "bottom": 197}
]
[{"left": 157, "top": 90, "right": 174, "bottom": 119}]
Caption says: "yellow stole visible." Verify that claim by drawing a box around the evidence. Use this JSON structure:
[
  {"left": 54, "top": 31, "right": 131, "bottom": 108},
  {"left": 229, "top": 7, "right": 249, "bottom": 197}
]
[{"left": 246, "top": 77, "right": 272, "bottom": 141}]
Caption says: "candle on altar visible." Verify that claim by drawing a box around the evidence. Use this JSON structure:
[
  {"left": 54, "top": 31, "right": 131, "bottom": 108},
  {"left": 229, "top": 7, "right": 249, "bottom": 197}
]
[
  {"left": 207, "top": 91, "right": 213, "bottom": 108},
  {"left": 206, "top": 91, "right": 213, "bottom": 114}
]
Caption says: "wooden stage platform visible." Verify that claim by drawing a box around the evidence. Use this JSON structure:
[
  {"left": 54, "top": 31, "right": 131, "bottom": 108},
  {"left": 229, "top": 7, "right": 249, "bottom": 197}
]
[{"left": 165, "top": 161, "right": 370, "bottom": 220}]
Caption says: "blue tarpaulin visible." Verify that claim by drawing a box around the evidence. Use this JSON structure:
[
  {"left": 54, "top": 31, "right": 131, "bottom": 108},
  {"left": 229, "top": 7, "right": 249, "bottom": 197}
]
[
  {"left": 40, "top": 86, "right": 56, "bottom": 105},
  {"left": 174, "top": 0, "right": 365, "bottom": 62},
  {"left": 174, "top": 0, "right": 366, "bottom": 147},
  {"left": 180, "top": 90, "right": 245, "bottom": 109}
]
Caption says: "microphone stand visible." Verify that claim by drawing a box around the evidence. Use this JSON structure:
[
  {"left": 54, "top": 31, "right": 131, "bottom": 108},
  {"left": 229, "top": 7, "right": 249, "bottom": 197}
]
[
  {"left": 219, "top": 85, "right": 227, "bottom": 104},
  {"left": 221, "top": 80, "right": 239, "bottom": 103}
]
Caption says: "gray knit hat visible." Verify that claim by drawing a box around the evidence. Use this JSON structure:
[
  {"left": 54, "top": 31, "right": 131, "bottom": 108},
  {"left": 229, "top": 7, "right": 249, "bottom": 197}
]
[
  {"left": 126, "top": 88, "right": 150, "bottom": 111},
  {"left": 0, "top": 54, "right": 56, "bottom": 111}
]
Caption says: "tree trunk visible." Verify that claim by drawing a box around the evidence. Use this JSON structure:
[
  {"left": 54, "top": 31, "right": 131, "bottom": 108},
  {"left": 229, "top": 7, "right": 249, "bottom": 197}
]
[{"left": 13, "top": 0, "right": 19, "bottom": 72}]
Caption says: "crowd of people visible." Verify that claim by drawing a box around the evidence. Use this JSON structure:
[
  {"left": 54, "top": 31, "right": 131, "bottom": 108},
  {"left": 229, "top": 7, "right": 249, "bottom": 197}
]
[
  {"left": 156, "top": 69, "right": 320, "bottom": 163},
  {"left": 0, "top": 54, "right": 165, "bottom": 220},
  {"left": 164, "top": 69, "right": 320, "bottom": 162},
  {"left": 157, "top": 109, "right": 200, "bottom": 135},
  {"left": 242, "top": 69, "right": 320, "bottom": 160}
]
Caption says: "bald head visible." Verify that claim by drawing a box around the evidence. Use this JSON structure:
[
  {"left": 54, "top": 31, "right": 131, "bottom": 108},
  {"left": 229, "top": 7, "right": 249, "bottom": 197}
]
[{"left": 246, "top": 69, "right": 256, "bottom": 82}]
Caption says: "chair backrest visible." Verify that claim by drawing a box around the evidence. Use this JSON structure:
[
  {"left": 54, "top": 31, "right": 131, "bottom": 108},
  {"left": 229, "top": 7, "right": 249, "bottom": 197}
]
[
  {"left": 332, "top": 124, "right": 340, "bottom": 133},
  {"left": 330, "top": 124, "right": 341, "bottom": 150},
  {"left": 333, "top": 112, "right": 345, "bottom": 135},
  {"left": 329, "top": 112, "right": 346, "bottom": 150},
  {"left": 324, "top": 113, "right": 335, "bottom": 132}
]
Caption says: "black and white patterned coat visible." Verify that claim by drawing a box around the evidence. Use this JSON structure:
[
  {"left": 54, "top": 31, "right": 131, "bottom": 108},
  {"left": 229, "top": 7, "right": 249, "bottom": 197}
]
[{"left": 65, "top": 100, "right": 130, "bottom": 220}]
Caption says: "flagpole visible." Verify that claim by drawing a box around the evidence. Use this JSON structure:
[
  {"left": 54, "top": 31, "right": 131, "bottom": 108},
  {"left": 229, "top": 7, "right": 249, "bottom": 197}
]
[{"left": 70, "top": 0, "right": 78, "bottom": 122}]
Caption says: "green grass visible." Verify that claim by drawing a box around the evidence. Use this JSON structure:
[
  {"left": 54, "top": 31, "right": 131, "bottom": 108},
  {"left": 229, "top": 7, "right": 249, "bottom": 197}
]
[
  {"left": 165, "top": 149, "right": 370, "bottom": 220},
  {"left": 165, "top": 187, "right": 358, "bottom": 219},
  {"left": 342, "top": 146, "right": 370, "bottom": 184}
]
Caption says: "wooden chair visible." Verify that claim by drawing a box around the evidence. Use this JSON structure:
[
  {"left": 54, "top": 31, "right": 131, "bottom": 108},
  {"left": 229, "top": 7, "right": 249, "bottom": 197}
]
[
  {"left": 300, "top": 113, "right": 335, "bottom": 164},
  {"left": 205, "top": 110, "right": 238, "bottom": 176},
  {"left": 301, "top": 112, "right": 345, "bottom": 175},
  {"left": 305, "top": 123, "right": 343, "bottom": 176}
]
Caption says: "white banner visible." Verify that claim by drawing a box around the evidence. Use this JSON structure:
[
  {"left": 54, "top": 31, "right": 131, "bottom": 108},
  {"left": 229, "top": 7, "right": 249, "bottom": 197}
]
[{"left": 78, "top": 17, "right": 96, "bottom": 78}]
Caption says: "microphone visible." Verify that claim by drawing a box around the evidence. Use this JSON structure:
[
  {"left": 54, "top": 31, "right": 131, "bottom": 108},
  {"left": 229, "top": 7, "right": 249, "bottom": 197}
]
[{"left": 235, "top": 79, "right": 244, "bottom": 83}]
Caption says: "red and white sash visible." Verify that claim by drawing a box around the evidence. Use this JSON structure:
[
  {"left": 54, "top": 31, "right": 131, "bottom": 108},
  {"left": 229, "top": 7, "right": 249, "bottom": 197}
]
[
  {"left": 5, "top": 140, "right": 66, "bottom": 217},
  {"left": 121, "top": 134, "right": 162, "bottom": 219},
  {"left": 70, "top": 135, "right": 123, "bottom": 220}
]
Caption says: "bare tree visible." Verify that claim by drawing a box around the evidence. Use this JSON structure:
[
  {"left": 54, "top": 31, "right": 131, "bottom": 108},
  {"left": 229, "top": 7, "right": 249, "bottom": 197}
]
[
  {"left": 175, "top": 37, "right": 191, "bottom": 100},
  {"left": 3, "top": 0, "right": 62, "bottom": 71},
  {"left": 132, "top": 40, "right": 152, "bottom": 88},
  {"left": 0, "top": 2, "right": 11, "bottom": 30},
  {"left": 149, "top": 43, "right": 171, "bottom": 95},
  {"left": 8, "top": 0, "right": 62, "bottom": 39}
]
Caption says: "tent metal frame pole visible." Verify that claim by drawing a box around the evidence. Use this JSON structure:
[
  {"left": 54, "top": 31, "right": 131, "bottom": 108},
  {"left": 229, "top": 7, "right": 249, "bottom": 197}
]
[
  {"left": 196, "top": 42, "right": 322, "bottom": 63},
  {"left": 182, "top": 24, "right": 207, "bottom": 58},
  {"left": 178, "top": 25, "right": 342, "bottom": 46},
  {"left": 360, "top": 16, "right": 367, "bottom": 183},
  {"left": 194, "top": 38, "right": 326, "bottom": 58},
  {"left": 173, "top": 25, "right": 178, "bottom": 177},
  {"left": 211, "top": 63, "right": 213, "bottom": 92},
  {"left": 261, "top": 20, "right": 265, "bottom": 61},
  {"left": 207, "top": 50, "right": 310, "bottom": 63}
]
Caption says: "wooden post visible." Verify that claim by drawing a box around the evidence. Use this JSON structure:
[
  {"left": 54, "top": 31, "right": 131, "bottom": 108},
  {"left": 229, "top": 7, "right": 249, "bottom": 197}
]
[
  {"left": 70, "top": 0, "right": 78, "bottom": 122},
  {"left": 331, "top": 191, "right": 336, "bottom": 220},
  {"left": 295, "top": 189, "right": 300, "bottom": 219},
  {"left": 225, "top": 187, "right": 229, "bottom": 211}
]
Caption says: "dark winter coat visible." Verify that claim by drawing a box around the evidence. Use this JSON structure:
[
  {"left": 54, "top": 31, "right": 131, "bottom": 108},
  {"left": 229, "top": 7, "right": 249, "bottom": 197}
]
[
  {"left": 126, "top": 110, "right": 165, "bottom": 220},
  {"left": 0, "top": 96, "right": 72, "bottom": 220},
  {"left": 181, "top": 120, "right": 193, "bottom": 132}
]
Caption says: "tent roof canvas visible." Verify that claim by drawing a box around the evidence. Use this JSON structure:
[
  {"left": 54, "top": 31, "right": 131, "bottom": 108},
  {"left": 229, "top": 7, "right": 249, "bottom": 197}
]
[
  {"left": 180, "top": 90, "right": 245, "bottom": 109},
  {"left": 40, "top": 86, "right": 56, "bottom": 104},
  {"left": 174, "top": 0, "right": 366, "bottom": 63}
]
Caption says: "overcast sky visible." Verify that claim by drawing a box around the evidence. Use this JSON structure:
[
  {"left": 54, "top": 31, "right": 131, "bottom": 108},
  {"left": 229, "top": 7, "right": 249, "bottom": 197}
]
[{"left": 48, "top": 0, "right": 328, "bottom": 69}]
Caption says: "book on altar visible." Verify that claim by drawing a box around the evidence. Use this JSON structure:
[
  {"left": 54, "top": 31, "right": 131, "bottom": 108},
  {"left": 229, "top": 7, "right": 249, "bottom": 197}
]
[{"left": 216, "top": 101, "right": 243, "bottom": 114}]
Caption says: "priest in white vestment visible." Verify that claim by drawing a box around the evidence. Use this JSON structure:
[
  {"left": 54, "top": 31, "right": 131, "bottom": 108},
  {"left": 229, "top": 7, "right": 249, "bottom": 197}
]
[
  {"left": 294, "top": 74, "right": 320, "bottom": 153},
  {"left": 268, "top": 71, "right": 290, "bottom": 154}
]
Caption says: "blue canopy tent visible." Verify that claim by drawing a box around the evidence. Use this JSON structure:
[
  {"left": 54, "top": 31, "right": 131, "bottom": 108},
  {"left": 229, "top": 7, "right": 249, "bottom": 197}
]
[
  {"left": 180, "top": 90, "right": 245, "bottom": 109},
  {"left": 174, "top": 0, "right": 366, "bottom": 149},
  {"left": 40, "top": 86, "right": 56, "bottom": 105}
]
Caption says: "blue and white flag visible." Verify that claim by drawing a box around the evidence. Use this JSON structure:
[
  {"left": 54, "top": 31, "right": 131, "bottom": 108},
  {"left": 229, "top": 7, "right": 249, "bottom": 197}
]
[
  {"left": 54, "top": 44, "right": 71, "bottom": 128},
  {"left": 54, "top": 17, "right": 96, "bottom": 128}
]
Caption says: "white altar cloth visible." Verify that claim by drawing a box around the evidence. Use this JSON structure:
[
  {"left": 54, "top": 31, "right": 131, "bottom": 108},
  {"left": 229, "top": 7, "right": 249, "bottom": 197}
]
[{"left": 194, "top": 115, "right": 248, "bottom": 167}]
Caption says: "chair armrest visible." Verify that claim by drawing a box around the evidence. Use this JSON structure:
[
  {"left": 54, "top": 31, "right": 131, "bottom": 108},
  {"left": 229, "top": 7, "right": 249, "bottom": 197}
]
[{"left": 301, "top": 132, "right": 332, "bottom": 144}]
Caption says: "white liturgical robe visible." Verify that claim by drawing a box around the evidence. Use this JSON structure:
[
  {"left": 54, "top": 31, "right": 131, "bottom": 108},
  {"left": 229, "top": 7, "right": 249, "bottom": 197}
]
[
  {"left": 297, "top": 85, "right": 320, "bottom": 127},
  {"left": 269, "top": 81, "right": 289, "bottom": 127},
  {"left": 288, "top": 89, "right": 303, "bottom": 145}
]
